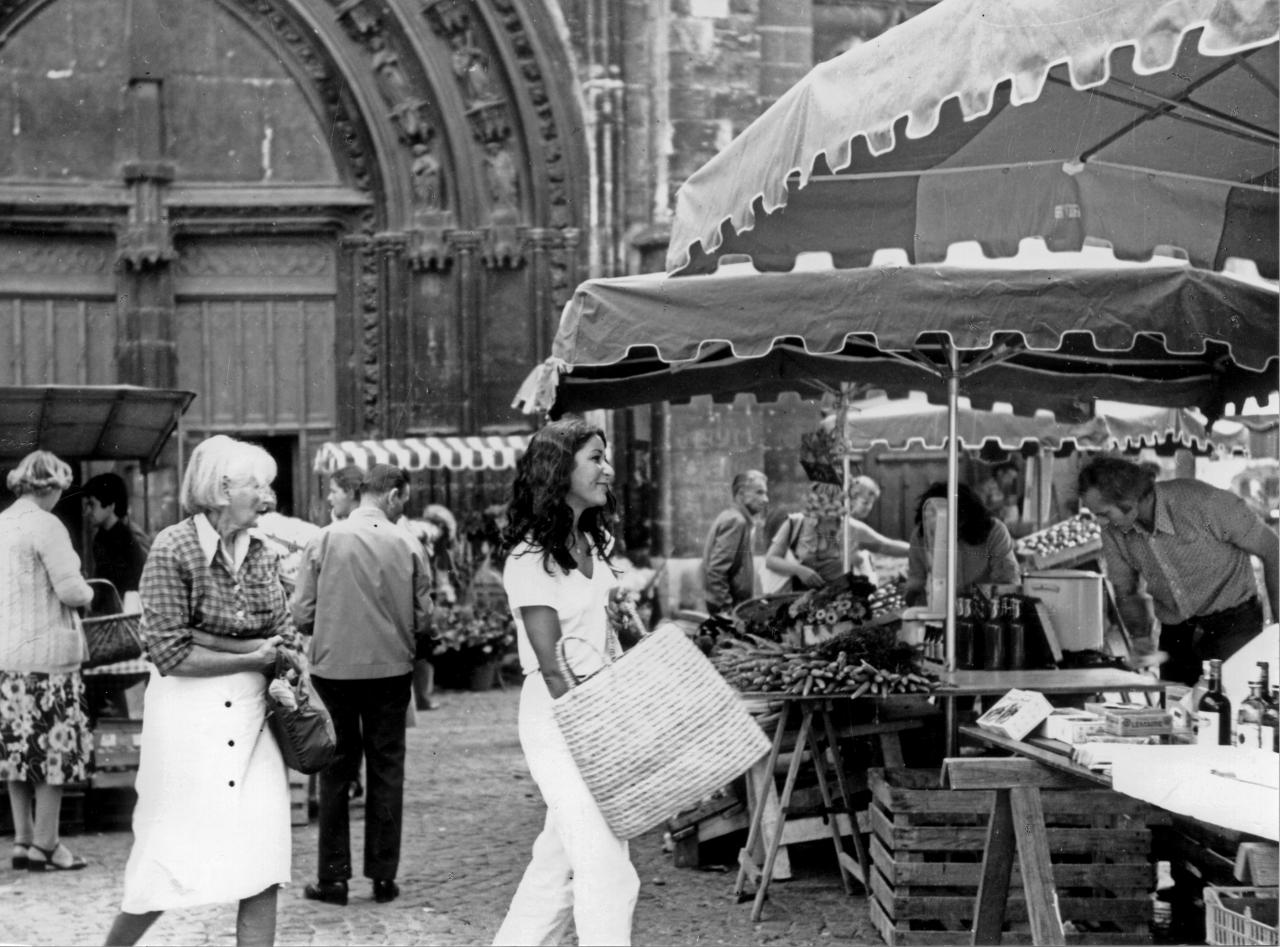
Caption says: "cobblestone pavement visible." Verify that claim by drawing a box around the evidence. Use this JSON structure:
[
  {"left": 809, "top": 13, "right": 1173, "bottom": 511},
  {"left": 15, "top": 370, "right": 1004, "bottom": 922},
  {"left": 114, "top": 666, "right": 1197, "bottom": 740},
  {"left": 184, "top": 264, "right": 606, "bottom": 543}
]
[{"left": 0, "top": 687, "right": 882, "bottom": 946}]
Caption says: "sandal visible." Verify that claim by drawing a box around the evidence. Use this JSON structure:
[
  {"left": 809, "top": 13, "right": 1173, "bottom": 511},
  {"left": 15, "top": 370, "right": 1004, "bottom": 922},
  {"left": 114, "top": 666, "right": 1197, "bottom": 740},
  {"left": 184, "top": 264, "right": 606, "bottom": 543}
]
[
  {"left": 26, "top": 843, "right": 87, "bottom": 872},
  {"left": 12, "top": 843, "right": 30, "bottom": 870}
]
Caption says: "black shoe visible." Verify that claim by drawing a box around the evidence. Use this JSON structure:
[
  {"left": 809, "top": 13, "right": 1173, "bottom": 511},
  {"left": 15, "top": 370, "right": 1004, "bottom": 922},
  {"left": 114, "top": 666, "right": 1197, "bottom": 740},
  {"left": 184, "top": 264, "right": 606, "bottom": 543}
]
[
  {"left": 303, "top": 880, "right": 348, "bottom": 906},
  {"left": 373, "top": 879, "right": 399, "bottom": 903}
]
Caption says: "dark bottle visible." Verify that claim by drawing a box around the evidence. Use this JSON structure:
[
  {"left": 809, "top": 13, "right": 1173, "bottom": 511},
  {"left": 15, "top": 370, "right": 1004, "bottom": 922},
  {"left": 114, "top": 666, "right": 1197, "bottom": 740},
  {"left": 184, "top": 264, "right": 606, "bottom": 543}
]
[
  {"left": 981, "top": 597, "right": 1008, "bottom": 670},
  {"left": 1236, "top": 681, "right": 1267, "bottom": 748},
  {"left": 956, "top": 597, "right": 981, "bottom": 670},
  {"left": 1004, "top": 595, "right": 1027, "bottom": 670},
  {"left": 1195, "top": 659, "right": 1232, "bottom": 746}
]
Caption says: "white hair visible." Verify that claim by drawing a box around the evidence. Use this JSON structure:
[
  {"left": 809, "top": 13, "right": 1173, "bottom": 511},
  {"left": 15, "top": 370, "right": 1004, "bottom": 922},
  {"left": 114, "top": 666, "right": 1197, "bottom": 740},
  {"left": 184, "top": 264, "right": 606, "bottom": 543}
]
[{"left": 180, "top": 435, "right": 276, "bottom": 515}]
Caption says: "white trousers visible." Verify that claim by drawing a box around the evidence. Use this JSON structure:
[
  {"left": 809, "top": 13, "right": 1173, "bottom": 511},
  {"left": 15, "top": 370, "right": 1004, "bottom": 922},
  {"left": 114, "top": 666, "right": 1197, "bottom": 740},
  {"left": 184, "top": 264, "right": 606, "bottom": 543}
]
[{"left": 493, "top": 674, "right": 639, "bottom": 946}]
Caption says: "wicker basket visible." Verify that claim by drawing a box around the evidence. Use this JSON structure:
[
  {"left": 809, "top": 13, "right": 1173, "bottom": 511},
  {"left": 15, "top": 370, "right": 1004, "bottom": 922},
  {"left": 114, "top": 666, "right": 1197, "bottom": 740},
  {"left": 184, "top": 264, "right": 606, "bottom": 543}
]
[
  {"left": 81, "top": 579, "right": 144, "bottom": 669},
  {"left": 552, "top": 623, "right": 770, "bottom": 840},
  {"left": 1205, "top": 886, "right": 1279, "bottom": 946}
]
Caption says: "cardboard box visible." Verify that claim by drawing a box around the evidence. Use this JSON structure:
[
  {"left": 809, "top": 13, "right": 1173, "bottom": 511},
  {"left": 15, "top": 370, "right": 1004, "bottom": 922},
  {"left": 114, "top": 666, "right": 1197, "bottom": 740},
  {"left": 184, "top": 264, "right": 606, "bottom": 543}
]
[
  {"left": 976, "top": 689, "right": 1054, "bottom": 741},
  {"left": 1038, "top": 710, "right": 1108, "bottom": 745},
  {"left": 1102, "top": 707, "right": 1172, "bottom": 737}
]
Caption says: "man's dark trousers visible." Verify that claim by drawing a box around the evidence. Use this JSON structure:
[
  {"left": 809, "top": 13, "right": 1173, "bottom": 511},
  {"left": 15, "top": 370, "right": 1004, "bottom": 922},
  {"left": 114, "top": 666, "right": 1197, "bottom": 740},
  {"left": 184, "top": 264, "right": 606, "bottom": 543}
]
[{"left": 311, "top": 673, "right": 413, "bottom": 883}]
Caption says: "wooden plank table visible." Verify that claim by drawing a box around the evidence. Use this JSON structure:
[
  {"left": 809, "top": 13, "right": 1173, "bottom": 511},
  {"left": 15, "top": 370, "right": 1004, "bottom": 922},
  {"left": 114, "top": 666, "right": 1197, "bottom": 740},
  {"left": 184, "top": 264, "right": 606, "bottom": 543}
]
[{"left": 934, "top": 667, "right": 1165, "bottom": 755}]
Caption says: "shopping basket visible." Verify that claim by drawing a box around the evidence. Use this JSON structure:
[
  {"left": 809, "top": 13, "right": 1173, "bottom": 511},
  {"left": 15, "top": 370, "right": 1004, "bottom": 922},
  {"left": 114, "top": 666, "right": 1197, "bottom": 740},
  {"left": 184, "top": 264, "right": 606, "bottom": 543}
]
[
  {"left": 81, "top": 579, "right": 144, "bottom": 669},
  {"left": 1205, "top": 885, "right": 1279, "bottom": 946},
  {"left": 552, "top": 622, "right": 770, "bottom": 840}
]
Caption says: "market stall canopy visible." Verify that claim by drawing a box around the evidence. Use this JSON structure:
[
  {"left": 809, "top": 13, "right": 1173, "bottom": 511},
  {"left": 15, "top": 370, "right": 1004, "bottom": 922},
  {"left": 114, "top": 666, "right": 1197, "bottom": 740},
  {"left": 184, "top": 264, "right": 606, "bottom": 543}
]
[
  {"left": 313, "top": 435, "right": 530, "bottom": 474},
  {"left": 841, "top": 394, "right": 1252, "bottom": 455},
  {"left": 668, "top": 0, "right": 1279, "bottom": 279},
  {"left": 514, "top": 259, "right": 1278, "bottom": 421},
  {"left": 0, "top": 385, "right": 195, "bottom": 467}
]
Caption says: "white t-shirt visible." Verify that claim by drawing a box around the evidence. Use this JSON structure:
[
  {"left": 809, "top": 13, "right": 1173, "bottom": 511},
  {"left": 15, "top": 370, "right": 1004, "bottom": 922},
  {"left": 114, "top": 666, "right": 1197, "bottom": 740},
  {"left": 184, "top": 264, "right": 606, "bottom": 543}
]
[{"left": 504, "top": 538, "right": 618, "bottom": 678}]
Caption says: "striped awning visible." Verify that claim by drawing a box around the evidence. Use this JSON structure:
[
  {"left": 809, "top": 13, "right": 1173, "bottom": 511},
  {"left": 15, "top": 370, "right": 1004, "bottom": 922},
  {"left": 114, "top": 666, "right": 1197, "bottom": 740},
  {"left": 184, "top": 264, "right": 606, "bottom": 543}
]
[{"left": 313, "top": 435, "right": 530, "bottom": 474}]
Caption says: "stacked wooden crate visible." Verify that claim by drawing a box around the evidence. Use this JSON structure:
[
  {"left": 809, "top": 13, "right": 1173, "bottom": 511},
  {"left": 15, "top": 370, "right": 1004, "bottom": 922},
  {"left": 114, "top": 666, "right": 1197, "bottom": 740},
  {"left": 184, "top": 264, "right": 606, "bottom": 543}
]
[
  {"left": 867, "top": 768, "right": 1169, "bottom": 946},
  {"left": 88, "top": 718, "right": 144, "bottom": 829},
  {"left": 289, "top": 770, "right": 310, "bottom": 826}
]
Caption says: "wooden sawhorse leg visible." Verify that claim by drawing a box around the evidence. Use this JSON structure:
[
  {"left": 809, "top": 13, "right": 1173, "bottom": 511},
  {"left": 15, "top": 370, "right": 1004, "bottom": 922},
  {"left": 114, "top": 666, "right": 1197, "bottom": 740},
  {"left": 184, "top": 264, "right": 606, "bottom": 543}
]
[
  {"left": 945, "top": 758, "right": 1075, "bottom": 947},
  {"left": 735, "top": 699, "right": 792, "bottom": 902}
]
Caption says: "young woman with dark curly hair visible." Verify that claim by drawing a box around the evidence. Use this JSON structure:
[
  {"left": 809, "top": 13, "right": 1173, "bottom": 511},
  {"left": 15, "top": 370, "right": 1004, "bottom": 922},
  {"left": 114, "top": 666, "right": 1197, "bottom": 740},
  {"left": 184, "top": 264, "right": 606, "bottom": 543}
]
[
  {"left": 903, "top": 481, "right": 1019, "bottom": 607},
  {"left": 492, "top": 417, "right": 640, "bottom": 946}
]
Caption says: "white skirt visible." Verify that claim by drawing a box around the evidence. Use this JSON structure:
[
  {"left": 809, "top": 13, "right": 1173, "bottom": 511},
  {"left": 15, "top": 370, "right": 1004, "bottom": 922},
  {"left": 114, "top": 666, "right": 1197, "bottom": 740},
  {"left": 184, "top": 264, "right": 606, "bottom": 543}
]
[{"left": 120, "top": 667, "right": 291, "bottom": 913}]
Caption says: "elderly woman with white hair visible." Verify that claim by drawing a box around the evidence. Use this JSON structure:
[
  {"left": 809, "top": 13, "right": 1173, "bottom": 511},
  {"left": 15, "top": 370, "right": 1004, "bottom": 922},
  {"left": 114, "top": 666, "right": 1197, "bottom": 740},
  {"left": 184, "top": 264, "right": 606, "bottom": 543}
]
[
  {"left": 0, "top": 450, "right": 95, "bottom": 873},
  {"left": 106, "top": 435, "right": 302, "bottom": 947}
]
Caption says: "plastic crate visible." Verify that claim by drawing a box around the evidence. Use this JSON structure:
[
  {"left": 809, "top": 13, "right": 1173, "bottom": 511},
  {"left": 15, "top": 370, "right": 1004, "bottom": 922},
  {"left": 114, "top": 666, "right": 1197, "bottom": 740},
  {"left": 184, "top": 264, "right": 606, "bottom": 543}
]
[{"left": 1205, "top": 886, "right": 1279, "bottom": 946}]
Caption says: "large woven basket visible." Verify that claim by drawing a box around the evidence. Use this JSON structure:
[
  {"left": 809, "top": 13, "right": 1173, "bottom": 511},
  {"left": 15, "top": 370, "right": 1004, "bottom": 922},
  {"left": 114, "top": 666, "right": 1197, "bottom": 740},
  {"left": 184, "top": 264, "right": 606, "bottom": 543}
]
[
  {"left": 552, "top": 623, "right": 770, "bottom": 840},
  {"left": 81, "top": 579, "right": 144, "bottom": 669}
]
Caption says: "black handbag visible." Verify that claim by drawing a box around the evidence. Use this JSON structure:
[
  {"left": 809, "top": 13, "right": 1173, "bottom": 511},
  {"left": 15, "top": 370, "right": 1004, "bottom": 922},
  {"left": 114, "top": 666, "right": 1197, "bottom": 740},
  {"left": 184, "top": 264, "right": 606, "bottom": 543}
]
[{"left": 265, "top": 651, "right": 337, "bottom": 775}]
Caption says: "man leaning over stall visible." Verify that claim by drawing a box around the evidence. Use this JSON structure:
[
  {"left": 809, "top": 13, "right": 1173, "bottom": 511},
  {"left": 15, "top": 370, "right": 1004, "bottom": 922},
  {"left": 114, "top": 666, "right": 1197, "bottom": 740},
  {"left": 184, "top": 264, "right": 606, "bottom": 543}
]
[{"left": 1078, "top": 456, "right": 1280, "bottom": 686}]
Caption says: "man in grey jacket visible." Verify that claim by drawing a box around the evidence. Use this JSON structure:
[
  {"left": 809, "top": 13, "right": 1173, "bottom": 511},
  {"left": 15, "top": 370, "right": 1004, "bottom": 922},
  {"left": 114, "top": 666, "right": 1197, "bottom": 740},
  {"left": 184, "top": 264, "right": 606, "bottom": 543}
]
[
  {"left": 701, "top": 470, "right": 769, "bottom": 615},
  {"left": 291, "top": 464, "right": 433, "bottom": 906}
]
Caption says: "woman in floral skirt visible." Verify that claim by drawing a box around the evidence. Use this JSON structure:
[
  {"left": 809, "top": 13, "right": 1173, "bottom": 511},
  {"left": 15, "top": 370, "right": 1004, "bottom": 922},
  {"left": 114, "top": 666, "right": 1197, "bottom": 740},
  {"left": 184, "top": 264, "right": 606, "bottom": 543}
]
[{"left": 0, "top": 450, "right": 96, "bottom": 872}]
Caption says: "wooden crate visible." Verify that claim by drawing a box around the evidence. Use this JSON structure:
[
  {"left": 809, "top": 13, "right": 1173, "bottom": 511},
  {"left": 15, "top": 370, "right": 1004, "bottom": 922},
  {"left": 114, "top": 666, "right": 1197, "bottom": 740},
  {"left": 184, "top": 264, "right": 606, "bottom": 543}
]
[
  {"left": 289, "top": 770, "right": 310, "bottom": 826},
  {"left": 868, "top": 768, "right": 1167, "bottom": 946}
]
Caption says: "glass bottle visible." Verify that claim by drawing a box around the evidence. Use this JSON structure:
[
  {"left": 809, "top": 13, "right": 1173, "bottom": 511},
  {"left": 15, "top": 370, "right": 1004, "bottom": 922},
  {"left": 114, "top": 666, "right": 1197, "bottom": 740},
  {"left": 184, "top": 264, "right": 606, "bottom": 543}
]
[
  {"left": 1235, "top": 681, "right": 1267, "bottom": 748},
  {"left": 956, "top": 596, "right": 980, "bottom": 670},
  {"left": 1195, "top": 659, "right": 1231, "bottom": 746},
  {"left": 1005, "top": 595, "right": 1027, "bottom": 670},
  {"left": 981, "top": 596, "right": 1007, "bottom": 670},
  {"left": 1149, "top": 859, "right": 1175, "bottom": 942},
  {"left": 1187, "top": 660, "right": 1212, "bottom": 737}
]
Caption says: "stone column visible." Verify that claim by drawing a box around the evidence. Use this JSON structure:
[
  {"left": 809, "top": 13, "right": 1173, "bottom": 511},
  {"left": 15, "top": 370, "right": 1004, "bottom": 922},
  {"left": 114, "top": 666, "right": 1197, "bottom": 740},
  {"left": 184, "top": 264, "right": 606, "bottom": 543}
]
[{"left": 447, "top": 230, "right": 485, "bottom": 432}]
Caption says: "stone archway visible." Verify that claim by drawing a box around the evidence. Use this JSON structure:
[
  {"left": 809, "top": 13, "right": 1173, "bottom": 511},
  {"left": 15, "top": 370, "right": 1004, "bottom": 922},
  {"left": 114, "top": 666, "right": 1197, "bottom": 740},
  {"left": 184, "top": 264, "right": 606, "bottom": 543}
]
[{"left": 0, "top": 0, "right": 587, "bottom": 517}]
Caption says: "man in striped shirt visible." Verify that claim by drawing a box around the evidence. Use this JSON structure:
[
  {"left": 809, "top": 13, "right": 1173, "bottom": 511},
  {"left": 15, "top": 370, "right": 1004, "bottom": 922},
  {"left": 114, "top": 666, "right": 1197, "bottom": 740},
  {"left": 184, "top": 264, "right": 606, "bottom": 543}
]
[{"left": 1079, "top": 457, "right": 1279, "bottom": 686}]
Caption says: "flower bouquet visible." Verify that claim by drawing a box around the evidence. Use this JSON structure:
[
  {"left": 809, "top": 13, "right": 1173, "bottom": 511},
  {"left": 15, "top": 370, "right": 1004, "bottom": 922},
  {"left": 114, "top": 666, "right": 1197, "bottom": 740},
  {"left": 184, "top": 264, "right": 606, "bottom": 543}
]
[{"left": 432, "top": 604, "right": 517, "bottom": 657}]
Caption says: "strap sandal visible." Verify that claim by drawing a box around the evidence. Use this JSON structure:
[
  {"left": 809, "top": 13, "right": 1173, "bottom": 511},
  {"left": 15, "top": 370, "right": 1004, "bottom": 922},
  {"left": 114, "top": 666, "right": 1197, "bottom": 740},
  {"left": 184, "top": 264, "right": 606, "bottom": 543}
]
[
  {"left": 26, "top": 843, "right": 87, "bottom": 872},
  {"left": 12, "top": 843, "right": 30, "bottom": 869}
]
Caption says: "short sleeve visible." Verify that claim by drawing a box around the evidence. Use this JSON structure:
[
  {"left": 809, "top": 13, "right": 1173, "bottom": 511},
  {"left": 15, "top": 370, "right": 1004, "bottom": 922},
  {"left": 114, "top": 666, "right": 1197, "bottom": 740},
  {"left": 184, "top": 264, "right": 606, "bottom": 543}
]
[{"left": 504, "top": 545, "right": 560, "bottom": 612}]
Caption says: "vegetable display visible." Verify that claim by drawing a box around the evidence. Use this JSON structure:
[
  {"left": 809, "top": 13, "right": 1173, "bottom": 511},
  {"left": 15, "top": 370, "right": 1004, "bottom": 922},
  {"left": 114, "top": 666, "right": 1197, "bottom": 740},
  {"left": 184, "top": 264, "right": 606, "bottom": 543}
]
[{"left": 1015, "top": 513, "right": 1101, "bottom": 561}]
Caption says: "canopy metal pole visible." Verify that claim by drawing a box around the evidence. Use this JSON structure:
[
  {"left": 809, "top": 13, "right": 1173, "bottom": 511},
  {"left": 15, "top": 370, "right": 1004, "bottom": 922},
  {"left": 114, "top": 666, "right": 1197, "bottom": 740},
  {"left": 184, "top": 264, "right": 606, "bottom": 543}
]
[
  {"left": 944, "top": 344, "right": 960, "bottom": 757},
  {"left": 841, "top": 387, "right": 852, "bottom": 574}
]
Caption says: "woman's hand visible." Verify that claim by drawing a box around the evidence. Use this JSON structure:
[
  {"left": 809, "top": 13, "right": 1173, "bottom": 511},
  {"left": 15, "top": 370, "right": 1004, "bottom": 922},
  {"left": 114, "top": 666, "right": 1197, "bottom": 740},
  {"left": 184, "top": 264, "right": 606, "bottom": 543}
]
[
  {"left": 794, "top": 565, "right": 824, "bottom": 588},
  {"left": 248, "top": 635, "right": 284, "bottom": 674}
]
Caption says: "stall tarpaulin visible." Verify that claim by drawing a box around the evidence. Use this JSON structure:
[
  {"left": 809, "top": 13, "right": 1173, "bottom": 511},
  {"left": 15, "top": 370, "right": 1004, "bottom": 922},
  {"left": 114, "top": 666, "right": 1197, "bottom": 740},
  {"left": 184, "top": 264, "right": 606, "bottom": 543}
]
[
  {"left": 0, "top": 385, "right": 196, "bottom": 468},
  {"left": 668, "top": 0, "right": 1278, "bottom": 279},
  {"left": 841, "top": 394, "right": 1252, "bottom": 455},
  {"left": 313, "top": 435, "right": 530, "bottom": 474},
  {"left": 516, "top": 261, "right": 1278, "bottom": 421}
]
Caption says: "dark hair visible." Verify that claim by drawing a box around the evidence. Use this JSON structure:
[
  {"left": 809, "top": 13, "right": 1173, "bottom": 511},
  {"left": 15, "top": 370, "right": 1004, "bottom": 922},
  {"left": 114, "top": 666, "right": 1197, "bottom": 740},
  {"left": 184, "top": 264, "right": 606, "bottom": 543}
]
[
  {"left": 359, "top": 463, "right": 409, "bottom": 497},
  {"left": 913, "top": 482, "right": 996, "bottom": 546},
  {"left": 330, "top": 464, "right": 365, "bottom": 496},
  {"left": 501, "top": 417, "right": 615, "bottom": 574},
  {"left": 83, "top": 472, "right": 130, "bottom": 517},
  {"left": 1077, "top": 456, "right": 1154, "bottom": 505}
]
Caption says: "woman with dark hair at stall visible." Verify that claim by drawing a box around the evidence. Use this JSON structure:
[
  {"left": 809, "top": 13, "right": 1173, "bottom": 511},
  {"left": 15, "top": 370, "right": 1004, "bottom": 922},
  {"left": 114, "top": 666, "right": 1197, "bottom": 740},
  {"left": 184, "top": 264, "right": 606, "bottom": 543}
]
[
  {"left": 492, "top": 417, "right": 641, "bottom": 946},
  {"left": 904, "top": 481, "right": 1019, "bottom": 607}
]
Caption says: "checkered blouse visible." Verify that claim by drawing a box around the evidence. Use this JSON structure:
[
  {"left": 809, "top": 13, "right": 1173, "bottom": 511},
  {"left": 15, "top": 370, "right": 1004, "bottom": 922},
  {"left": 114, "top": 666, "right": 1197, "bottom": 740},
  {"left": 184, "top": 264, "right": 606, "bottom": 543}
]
[{"left": 140, "top": 517, "right": 300, "bottom": 675}]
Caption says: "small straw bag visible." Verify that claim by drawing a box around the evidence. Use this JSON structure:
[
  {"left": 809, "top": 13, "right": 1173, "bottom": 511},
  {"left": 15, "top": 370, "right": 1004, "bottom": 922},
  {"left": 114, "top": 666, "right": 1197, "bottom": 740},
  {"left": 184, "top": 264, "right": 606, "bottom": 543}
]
[
  {"left": 552, "top": 622, "right": 770, "bottom": 840},
  {"left": 81, "top": 579, "right": 144, "bottom": 669}
]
